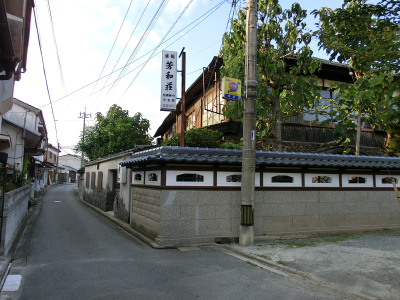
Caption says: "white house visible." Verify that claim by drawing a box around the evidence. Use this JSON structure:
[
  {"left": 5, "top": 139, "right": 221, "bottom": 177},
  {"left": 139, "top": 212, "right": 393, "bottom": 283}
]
[{"left": 0, "top": 98, "right": 47, "bottom": 174}]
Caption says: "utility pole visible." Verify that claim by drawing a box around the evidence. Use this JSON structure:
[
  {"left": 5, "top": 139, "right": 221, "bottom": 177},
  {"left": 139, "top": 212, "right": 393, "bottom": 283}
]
[
  {"left": 79, "top": 108, "right": 91, "bottom": 168},
  {"left": 240, "top": 0, "right": 258, "bottom": 246},
  {"left": 179, "top": 48, "right": 186, "bottom": 147},
  {"left": 55, "top": 143, "right": 60, "bottom": 183}
]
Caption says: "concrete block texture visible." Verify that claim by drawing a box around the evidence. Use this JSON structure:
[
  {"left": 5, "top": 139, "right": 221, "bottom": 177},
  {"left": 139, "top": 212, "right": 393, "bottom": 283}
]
[
  {"left": 131, "top": 187, "right": 399, "bottom": 247},
  {"left": 320, "top": 190, "right": 345, "bottom": 203},
  {"left": 263, "top": 190, "right": 293, "bottom": 203},
  {"left": 292, "top": 215, "right": 320, "bottom": 229},
  {"left": 292, "top": 190, "right": 320, "bottom": 203}
]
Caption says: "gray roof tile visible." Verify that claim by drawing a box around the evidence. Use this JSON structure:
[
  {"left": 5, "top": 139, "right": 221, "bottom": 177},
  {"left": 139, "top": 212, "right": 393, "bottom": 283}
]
[{"left": 120, "top": 146, "right": 400, "bottom": 170}]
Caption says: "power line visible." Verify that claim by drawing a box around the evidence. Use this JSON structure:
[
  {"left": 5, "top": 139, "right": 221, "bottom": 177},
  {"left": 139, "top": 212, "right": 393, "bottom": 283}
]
[
  {"left": 38, "top": 0, "right": 227, "bottom": 110},
  {"left": 46, "top": 0, "right": 67, "bottom": 94},
  {"left": 33, "top": 6, "right": 59, "bottom": 144},
  {"left": 204, "top": 0, "right": 238, "bottom": 93},
  {"left": 118, "top": 0, "right": 195, "bottom": 100},
  {"left": 88, "top": 0, "right": 137, "bottom": 107},
  {"left": 90, "top": 0, "right": 151, "bottom": 112},
  {"left": 104, "top": 0, "right": 169, "bottom": 96}
]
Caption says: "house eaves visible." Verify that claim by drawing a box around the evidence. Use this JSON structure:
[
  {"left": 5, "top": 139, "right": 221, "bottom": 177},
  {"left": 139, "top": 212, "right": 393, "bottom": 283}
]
[
  {"left": 0, "top": 1, "right": 16, "bottom": 79},
  {"left": 2, "top": 116, "right": 41, "bottom": 137},
  {"left": 120, "top": 146, "right": 400, "bottom": 171},
  {"left": 84, "top": 145, "right": 155, "bottom": 167}
]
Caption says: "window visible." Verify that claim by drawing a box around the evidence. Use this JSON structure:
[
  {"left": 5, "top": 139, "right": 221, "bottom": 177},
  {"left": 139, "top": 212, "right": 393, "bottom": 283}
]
[
  {"left": 272, "top": 175, "right": 294, "bottom": 183},
  {"left": 304, "top": 89, "right": 339, "bottom": 124},
  {"left": 86, "top": 172, "right": 90, "bottom": 188},
  {"left": 148, "top": 173, "right": 158, "bottom": 182},
  {"left": 226, "top": 175, "right": 241, "bottom": 182},
  {"left": 348, "top": 176, "right": 367, "bottom": 184},
  {"left": 342, "top": 174, "right": 373, "bottom": 187},
  {"left": 97, "top": 171, "right": 103, "bottom": 189},
  {"left": 167, "top": 170, "right": 213, "bottom": 186},
  {"left": 382, "top": 177, "right": 397, "bottom": 184},
  {"left": 132, "top": 172, "right": 144, "bottom": 184},
  {"left": 187, "top": 112, "right": 196, "bottom": 130},
  {"left": 264, "top": 172, "right": 302, "bottom": 187},
  {"left": 176, "top": 173, "right": 204, "bottom": 182},
  {"left": 312, "top": 176, "right": 332, "bottom": 184},
  {"left": 305, "top": 174, "right": 339, "bottom": 187},
  {"left": 91, "top": 172, "right": 96, "bottom": 189}
]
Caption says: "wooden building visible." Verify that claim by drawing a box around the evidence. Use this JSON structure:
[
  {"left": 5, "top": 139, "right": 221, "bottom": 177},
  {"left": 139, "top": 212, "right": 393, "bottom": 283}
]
[{"left": 154, "top": 56, "right": 386, "bottom": 155}]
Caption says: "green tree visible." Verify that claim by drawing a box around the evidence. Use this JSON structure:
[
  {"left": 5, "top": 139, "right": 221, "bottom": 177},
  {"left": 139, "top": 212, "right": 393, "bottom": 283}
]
[
  {"left": 162, "top": 128, "right": 223, "bottom": 148},
  {"left": 313, "top": 0, "right": 400, "bottom": 155},
  {"left": 221, "top": 0, "right": 320, "bottom": 151},
  {"left": 76, "top": 105, "right": 151, "bottom": 160}
]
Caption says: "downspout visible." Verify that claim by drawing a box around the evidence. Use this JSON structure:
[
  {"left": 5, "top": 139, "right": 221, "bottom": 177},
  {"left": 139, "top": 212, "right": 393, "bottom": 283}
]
[{"left": 22, "top": 112, "right": 27, "bottom": 174}]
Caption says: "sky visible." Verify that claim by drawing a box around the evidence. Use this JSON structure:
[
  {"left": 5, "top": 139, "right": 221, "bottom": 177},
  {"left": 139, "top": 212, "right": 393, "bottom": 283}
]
[{"left": 14, "top": 0, "right": 345, "bottom": 155}]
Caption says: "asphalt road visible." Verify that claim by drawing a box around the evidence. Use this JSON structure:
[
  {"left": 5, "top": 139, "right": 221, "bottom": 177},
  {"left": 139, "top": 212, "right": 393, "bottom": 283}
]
[{"left": 3, "top": 184, "right": 354, "bottom": 299}]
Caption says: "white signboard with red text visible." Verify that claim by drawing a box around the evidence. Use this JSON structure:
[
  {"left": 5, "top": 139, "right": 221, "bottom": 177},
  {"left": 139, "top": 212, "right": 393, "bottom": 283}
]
[{"left": 160, "top": 50, "right": 177, "bottom": 111}]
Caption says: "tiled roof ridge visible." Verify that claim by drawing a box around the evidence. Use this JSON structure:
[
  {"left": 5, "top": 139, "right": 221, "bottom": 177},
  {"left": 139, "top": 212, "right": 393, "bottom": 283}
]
[{"left": 121, "top": 146, "right": 400, "bottom": 169}]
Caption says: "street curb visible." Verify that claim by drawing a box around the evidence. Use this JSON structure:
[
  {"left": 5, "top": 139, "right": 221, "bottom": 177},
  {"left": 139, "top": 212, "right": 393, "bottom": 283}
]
[
  {"left": 78, "top": 198, "right": 162, "bottom": 249},
  {"left": 216, "top": 244, "right": 372, "bottom": 300}
]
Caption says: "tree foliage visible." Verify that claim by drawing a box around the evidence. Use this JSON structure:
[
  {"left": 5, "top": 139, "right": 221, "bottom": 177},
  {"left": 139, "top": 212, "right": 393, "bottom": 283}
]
[
  {"left": 76, "top": 105, "right": 151, "bottom": 161},
  {"left": 163, "top": 128, "right": 223, "bottom": 148},
  {"left": 221, "top": 0, "right": 320, "bottom": 150},
  {"left": 313, "top": 0, "right": 400, "bottom": 155}
]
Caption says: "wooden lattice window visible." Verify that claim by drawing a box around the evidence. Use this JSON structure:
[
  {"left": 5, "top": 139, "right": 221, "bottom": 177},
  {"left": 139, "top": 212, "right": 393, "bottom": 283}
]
[
  {"left": 272, "top": 175, "right": 294, "bottom": 183},
  {"left": 382, "top": 177, "right": 397, "bottom": 184},
  {"left": 348, "top": 176, "right": 367, "bottom": 184},
  {"left": 91, "top": 172, "right": 96, "bottom": 189},
  {"left": 176, "top": 173, "right": 204, "bottom": 182},
  {"left": 134, "top": 174, "right": 142, "bottom": 181},
  {"left": 148, "top": 173, "right": 158, "bottom": 182},
  {"left": 226, "top": 175, "right": 241, "bottom": 182},
  {"left": 312, "top": 176, "right": 332, "bottom": 184},
  {"left": 97, "top": 171, "right": 103, "bottom": 189},
  {"left": 86, "top": 172, "right": 90, "bottom": 188}
]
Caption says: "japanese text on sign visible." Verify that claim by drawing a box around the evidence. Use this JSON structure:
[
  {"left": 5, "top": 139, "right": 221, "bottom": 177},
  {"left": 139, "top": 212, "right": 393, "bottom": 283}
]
[{"left": 160, "top": 50, "right": 177, "bottom": 111}]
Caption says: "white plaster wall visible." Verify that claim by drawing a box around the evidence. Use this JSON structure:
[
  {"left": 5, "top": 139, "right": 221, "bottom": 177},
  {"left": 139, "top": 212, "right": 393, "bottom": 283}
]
[
  {"left": 59, "top": 155, "right": 81, "bottom": 170},
  {"left": 0, "top": 124, "right": 24, "bottom": 171}
]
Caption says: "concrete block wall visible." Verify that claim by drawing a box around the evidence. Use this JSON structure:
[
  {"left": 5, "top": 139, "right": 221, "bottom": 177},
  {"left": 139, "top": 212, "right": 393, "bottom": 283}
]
[
  {"left": 156, "top": 190, "right": 240, "bottom": 246},
  {"left": 0, "top": 184, "right": 30, "bottom": 255},
  {"left": 255, "top": 190, "right": 400, "bottom": 236},
  {"left": 131, "top": 187, "right": 400, "bottom": 247},
  {"left": 130, "top": 187, "right": 162, "bottom": 240}
]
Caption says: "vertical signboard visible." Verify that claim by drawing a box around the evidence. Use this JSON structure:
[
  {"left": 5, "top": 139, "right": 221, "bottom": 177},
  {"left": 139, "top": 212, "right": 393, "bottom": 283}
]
[{"left": 160, "top": 50, "right": 177, "bottom": 111}]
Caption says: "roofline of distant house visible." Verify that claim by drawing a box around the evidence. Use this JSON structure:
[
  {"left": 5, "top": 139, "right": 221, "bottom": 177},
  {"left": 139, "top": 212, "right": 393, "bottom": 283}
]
[{"left": 84, "top": 145, "right": 155, "bottom": 167}]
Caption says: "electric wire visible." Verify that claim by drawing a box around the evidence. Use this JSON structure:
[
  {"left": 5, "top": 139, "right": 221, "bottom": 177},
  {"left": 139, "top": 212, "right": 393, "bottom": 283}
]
[
  {"left": 88, "top": 0, "right": 134, "bottom": 102},
  {"left": 117, "top": 0, "right": 195, "bottom": 101},
  {"left": 91, "top": 0, "right": 150, "bottom": 107},
  {"left": 46, "top": 0, "right": 67, "bottom": 94},
  {"left": 33, "top": 6, "right": 59, "bottom": 144},
  {"left": 205, "top": 0, "right": 237, "bottom": 93},
  {"left": 38, "top": 0, "right": 227, "bottom": 110},
  {"left": 104, "top": 0, "right": 169, "bottom": 96},
  {"left": 89, "top": 1, "right": 226, "bottom": 107}
]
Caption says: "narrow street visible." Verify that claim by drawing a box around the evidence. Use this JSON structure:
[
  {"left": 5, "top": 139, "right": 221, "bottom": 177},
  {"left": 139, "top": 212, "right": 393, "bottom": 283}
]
[{"left": 2, "top": 184, "right": 351, "bottom": 300}]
